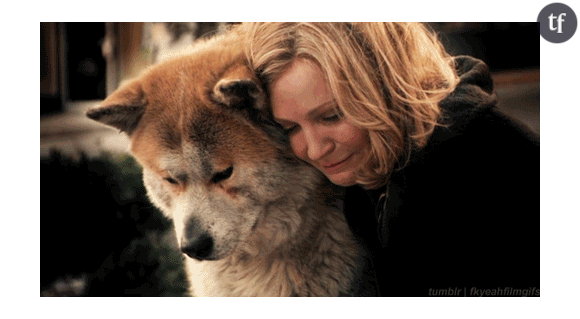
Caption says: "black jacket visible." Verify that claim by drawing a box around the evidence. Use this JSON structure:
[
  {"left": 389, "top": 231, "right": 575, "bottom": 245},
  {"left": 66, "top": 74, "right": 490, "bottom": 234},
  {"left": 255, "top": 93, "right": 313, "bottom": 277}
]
[{"left": 343, "top": 56, "right": 539, "bottom": 297}]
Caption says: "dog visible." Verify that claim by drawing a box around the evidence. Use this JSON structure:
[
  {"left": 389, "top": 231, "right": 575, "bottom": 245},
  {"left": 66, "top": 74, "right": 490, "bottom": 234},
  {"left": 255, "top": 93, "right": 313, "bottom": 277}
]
[{"left": 86, "top": 26, "right": 377, "bottom": 296}]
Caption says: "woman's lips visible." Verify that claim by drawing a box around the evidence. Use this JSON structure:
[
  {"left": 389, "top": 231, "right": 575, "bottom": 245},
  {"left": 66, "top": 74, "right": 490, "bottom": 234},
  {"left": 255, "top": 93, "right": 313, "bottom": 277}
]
[{"left": 321, "top": 154, "right": 353, "bottom": 172}]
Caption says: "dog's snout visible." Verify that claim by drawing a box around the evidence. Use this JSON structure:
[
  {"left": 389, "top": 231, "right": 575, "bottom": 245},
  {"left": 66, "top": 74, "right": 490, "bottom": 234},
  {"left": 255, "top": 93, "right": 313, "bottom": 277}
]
[{"left": 181, "top": 233, "right": 214, "bottom": 260}]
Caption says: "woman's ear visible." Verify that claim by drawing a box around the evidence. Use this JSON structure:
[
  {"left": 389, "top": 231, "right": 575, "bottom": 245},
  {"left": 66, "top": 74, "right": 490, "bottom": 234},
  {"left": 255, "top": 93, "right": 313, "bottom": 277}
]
[{"left": 86, "top": 80, "right": 147, "bottom": 135}]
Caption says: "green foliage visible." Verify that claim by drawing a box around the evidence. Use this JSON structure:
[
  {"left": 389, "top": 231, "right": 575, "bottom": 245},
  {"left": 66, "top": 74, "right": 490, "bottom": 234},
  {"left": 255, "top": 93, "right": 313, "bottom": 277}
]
[{"left": 41, "top": 150, "right": 187, "bottom": 296}]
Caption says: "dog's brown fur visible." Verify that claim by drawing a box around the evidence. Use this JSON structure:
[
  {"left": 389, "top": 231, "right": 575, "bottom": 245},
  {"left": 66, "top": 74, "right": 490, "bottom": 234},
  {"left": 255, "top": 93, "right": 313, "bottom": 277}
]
[{"left": 86, "top": 27, "right": 370, "bottom": 296}]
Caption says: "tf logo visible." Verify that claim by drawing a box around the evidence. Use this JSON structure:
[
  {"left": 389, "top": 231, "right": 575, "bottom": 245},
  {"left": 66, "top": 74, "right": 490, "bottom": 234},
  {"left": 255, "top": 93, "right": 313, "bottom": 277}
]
[
  {"left": 538, "top": 3, "right": 577, "bottom": 43},
  {"left": 549, "top": 12, "right": 567, "bottom": 33}
]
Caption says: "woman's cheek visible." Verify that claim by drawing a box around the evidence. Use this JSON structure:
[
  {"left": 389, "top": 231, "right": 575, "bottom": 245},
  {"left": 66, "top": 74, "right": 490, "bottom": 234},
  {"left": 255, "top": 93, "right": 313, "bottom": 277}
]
[{"left": 289, "top": 133, "right": 308, "bottom": 161}]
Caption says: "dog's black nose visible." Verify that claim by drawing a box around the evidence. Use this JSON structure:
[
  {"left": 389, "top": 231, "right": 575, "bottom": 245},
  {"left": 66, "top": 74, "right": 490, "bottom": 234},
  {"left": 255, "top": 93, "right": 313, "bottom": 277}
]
[{"left": 181, "top": 233, "right": 214, "bottom": 260}]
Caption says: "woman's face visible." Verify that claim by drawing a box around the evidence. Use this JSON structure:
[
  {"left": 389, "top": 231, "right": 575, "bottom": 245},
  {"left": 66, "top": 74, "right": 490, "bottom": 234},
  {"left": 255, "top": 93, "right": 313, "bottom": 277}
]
[{"left": 270, "top": 59, "right": 370, "bottom": 187}]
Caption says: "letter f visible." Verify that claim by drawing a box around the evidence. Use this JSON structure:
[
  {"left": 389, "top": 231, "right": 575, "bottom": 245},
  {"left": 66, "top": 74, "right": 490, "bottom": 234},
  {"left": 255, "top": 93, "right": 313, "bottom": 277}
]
[{"left": 557, "top": 13, "right": 566, "bottom": 33}]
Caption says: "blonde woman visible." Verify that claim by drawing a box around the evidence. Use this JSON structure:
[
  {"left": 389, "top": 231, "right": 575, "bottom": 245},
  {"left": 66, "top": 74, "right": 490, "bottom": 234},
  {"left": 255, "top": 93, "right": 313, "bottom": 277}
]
[{"left": 240, "top": 23, "right": 538, "bottom": 296}]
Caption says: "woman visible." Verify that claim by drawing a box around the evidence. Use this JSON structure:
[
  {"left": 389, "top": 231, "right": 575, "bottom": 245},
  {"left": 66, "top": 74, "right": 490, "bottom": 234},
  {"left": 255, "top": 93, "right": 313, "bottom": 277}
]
[{"left": 241, "top": 23, "right": 539, "bottom": 296}]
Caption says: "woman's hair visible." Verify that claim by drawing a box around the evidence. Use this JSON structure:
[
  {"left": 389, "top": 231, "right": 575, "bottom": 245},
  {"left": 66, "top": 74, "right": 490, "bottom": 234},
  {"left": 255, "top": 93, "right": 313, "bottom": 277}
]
[{"left": 238, "top": 23, "right": 459, "bottom": 189}]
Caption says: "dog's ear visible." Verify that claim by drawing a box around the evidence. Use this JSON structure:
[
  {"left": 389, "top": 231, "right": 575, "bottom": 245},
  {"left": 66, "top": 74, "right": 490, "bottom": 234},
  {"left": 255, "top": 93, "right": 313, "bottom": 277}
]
[
  {"left": 213, "top": 78, "right": 266, "bottom": 111},
  {"left": 212, "top": 69, "right": 289, "bottom": 145},
  {"left": 212, "top": 65, "right": 266, "bottom": 113},
  {"left": 86, "top": 80, "right": 147, "bottom": 135}
]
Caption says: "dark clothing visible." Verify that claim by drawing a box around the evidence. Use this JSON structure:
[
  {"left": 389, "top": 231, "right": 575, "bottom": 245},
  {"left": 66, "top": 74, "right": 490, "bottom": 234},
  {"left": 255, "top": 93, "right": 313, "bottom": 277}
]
[{"left": 343, "top": 56, "right": 539, "bottom": 297}]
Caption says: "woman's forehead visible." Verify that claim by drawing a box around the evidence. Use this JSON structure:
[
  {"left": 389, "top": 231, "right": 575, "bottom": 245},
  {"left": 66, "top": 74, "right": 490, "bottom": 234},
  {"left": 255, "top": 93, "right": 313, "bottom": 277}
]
[{"left": 270, "top": 59, "right": 333, "bottom": 121}]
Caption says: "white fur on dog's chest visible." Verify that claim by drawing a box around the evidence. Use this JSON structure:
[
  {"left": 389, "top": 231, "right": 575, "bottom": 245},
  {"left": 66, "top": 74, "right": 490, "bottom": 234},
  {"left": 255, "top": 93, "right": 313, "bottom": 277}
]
[{"left": 183, "top": 258, "right": 221, "bottom": 297}]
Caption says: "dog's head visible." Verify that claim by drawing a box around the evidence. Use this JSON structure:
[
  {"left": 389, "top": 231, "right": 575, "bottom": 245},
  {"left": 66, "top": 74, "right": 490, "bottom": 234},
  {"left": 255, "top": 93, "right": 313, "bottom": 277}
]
[{"left": 86, "top": 35, "right": 306, "bottom": 261}]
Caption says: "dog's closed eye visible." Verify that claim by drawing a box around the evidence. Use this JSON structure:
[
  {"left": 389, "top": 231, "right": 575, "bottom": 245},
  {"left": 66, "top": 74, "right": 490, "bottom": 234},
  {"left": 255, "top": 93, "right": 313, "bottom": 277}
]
[
  {"left": 164, "top": 176, "right": 179, "bottom": 185},
  {"left": 211, "top": 166, "right": 233, "bottom": 184}
]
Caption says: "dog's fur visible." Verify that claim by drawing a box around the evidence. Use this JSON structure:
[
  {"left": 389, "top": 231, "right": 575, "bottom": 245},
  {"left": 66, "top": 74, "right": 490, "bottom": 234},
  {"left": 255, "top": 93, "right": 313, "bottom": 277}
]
[{"left": 86, "top": 27, "right": 369, "bottom": 296}]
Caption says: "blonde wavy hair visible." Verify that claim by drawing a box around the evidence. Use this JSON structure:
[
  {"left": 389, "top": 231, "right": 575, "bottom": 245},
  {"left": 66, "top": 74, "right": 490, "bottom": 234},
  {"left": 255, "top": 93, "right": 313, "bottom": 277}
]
[{"left": 238, "top": 23, "right": 459, "bottom": 189}]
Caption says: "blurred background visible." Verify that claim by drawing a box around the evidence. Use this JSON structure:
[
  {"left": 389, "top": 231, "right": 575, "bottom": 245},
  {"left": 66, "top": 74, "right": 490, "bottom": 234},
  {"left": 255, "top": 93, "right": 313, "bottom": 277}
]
[{"left": 40, "top": 22, "right": 539, "bottom": 296}]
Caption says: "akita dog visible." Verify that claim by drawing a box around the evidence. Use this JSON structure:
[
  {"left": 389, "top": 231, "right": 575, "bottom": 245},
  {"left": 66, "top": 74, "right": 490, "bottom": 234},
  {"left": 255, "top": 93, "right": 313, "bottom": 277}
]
[{"left": 87, "top": 27, "right": 377, "bottom": 296}]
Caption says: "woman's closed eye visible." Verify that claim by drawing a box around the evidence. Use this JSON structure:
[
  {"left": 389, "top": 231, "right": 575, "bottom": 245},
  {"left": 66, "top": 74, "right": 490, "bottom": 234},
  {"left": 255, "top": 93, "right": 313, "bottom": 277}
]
[
  {"left": 283, "top": 124, "right": 299, "bottom": 134},
  {"left": 321, "top": 113, "right": 341, "bottom": 123},
  {"left": 320, "top": 109, "right": 343, "bottom": 124},
  {"left": 275, "top": 119, "right": 299, "bottom": 135}
]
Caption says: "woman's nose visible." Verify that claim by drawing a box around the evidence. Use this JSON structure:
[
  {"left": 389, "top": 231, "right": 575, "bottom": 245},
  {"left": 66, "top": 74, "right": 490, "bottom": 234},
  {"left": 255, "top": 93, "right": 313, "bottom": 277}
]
[{"left": 302, "top": 127, "right": 333, "bottom": 162}]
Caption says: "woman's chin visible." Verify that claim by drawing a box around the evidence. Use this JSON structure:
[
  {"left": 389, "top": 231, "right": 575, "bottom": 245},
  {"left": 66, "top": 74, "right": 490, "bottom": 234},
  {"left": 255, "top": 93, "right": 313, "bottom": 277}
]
[{"left": 324, "top": 172, "right": 357, "bottom": 187}]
